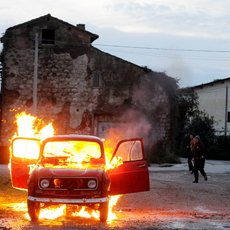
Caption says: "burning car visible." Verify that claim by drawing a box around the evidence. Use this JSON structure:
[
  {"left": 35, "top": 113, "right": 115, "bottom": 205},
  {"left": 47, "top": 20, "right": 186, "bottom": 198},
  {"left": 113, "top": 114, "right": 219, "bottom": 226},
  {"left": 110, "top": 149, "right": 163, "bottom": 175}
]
[{"left": 10, "top": 134, "right": 149, "bottom": 222}]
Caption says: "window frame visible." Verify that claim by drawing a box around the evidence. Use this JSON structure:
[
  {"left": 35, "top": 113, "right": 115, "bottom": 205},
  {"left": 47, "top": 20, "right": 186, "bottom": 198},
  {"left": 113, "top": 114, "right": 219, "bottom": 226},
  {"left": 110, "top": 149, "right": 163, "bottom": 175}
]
[
  {"left": 42, "top": 29, "right": 55, "bottom": 45},
  {"left": 92, "top": 71, "right": 102, "bottom": 88}
]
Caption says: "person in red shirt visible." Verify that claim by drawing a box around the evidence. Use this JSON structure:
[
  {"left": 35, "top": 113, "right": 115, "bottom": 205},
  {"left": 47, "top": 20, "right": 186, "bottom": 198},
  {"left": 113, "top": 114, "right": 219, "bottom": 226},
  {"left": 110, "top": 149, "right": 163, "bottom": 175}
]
[{"left": 192, "top": 135, "right": 208, "bottom": 183}]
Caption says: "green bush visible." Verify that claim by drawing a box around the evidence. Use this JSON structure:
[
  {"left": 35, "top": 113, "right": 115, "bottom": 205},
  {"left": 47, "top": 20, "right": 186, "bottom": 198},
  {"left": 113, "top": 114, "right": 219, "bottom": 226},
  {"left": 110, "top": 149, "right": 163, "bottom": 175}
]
[
  {"left": 146, "top": 140, "right": 181, "bottom": 164},
  {"left": 205, "top": 136, "right": 230, "bottom": 160},
  {"left": 206, "top": 146, "right": 222, "bottom": 160}
]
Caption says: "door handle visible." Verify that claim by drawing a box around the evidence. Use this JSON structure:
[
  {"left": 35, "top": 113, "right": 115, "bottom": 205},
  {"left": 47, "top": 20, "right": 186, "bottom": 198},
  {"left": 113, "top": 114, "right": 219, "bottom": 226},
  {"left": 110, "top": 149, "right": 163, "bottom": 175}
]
[{"left": 138, "top": 164, "right": 147, "bottom": 168}]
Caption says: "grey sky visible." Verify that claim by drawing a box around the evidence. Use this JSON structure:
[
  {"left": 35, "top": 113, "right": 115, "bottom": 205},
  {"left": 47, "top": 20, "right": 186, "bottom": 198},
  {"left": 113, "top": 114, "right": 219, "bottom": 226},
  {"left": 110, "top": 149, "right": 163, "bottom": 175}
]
[{"left": 1, "top": 0, "right": 230, "bottom": 87}]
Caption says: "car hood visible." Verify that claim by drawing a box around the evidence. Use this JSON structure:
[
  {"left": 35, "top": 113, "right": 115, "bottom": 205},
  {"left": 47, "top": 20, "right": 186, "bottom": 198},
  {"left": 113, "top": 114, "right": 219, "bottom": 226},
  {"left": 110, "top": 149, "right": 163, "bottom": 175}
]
[{"left": 36, "top": 167, "right": 105, "bottom": 178}]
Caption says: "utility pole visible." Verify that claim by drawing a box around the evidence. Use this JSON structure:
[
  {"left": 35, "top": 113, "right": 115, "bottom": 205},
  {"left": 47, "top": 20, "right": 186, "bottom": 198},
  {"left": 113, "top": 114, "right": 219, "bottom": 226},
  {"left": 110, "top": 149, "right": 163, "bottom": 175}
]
[
  {"left": 33, "top": 33, "right": 38, "bottom": 116},
  {"left": 225, "top": 85, "right": 228, "bottom": 137}
]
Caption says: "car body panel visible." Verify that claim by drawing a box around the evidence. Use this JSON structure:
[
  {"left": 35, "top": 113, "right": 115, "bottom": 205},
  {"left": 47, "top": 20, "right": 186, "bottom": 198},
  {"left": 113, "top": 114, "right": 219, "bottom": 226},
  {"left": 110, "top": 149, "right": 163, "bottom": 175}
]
[
  {"left": 28, "top": 196, "right": 108, "bottom": 204},
  {"left": 10, "top": 137, "right": 40, "bottom": 190},
  {"left": 108, "top": 139, "right": 149, "bottom": 195},
  {"left": 108, "top": 160, "right": 149, "bottom": 195}
]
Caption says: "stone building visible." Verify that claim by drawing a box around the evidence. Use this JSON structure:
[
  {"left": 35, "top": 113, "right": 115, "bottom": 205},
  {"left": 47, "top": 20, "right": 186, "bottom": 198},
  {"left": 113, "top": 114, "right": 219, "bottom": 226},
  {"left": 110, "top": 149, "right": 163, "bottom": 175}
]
[{"left": 0, "top": 14, "right": 178, "bottom": 162}]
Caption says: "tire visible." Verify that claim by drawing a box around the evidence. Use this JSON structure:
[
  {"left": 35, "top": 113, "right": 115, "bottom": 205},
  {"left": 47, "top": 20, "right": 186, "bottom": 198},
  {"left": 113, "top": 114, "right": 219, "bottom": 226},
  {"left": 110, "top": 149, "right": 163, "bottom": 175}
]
[
  {"left": 27, "top": 199, "right": 40, "bottom": 222},
  {"left": 100, "top": 200, "right": 109, "bottom": 222}
]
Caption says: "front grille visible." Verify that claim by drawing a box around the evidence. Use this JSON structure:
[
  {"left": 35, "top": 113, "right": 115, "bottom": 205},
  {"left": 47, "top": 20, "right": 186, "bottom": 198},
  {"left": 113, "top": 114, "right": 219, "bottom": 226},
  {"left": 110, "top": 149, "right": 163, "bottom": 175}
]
[{"left": 38, "top": 177, "right": 98, "bottom": 190}]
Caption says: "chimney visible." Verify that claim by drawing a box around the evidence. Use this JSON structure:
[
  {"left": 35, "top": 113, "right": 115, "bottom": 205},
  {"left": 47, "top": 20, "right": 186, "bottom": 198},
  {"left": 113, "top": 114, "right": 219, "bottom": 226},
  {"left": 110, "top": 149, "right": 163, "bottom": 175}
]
[{"left": 77, "top": 24, "right": 85, "bottom": 30}]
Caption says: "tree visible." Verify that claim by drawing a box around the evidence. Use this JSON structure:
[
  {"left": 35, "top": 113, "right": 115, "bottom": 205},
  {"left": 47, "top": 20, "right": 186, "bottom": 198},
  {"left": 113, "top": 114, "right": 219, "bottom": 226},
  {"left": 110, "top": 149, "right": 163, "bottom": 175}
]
[
  {"left": 176, "top": 87, "right": 199, "bottom": 123},
  {"left": 175, "top": 87, "right": 216, "bottom": 157},
  {"left": 175, "top": 87, "right": 199, "bottom": 149},
  {"left": 184, "top": 110, "right": 216, "bottom": 148}
]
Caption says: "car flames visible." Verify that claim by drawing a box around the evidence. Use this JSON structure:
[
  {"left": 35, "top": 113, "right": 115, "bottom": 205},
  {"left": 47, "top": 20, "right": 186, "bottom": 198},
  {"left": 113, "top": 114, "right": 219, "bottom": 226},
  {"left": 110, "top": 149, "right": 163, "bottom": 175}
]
[{"left": 11, "top": 112, "right": 123, "bottom": 221}]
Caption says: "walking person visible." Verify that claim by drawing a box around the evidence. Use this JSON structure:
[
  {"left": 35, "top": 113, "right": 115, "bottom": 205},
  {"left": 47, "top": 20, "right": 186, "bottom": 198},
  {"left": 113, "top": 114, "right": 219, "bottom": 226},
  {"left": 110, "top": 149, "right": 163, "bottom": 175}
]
[
  {"left": 187, "top": 133, "right": 195, "bottom": 174},
  {"left": 192, "top": 135, "right": 208, "bottom": 183}
]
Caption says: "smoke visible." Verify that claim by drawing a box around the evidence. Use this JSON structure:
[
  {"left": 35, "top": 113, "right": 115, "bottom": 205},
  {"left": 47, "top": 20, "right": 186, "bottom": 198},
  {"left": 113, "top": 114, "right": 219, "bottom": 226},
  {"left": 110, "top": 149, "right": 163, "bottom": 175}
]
[
  {"left": 165, "top": 55, "right": 193, "bottom": 87},
  {"left": 104, "top": 109, "right": 152, "bottom": 148},
  {"left": 103, "top": 71, "right": 177, "bottom": 154}
]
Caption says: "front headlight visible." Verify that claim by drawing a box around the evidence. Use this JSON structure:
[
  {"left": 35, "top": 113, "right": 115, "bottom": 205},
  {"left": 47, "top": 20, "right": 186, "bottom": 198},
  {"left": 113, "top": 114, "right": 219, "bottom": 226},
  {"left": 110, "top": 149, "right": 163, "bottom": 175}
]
[
  {"left": 88, "top": 179, "right": 97, "bottom": 189},
  {"left": 40, "top": 179, "right": 50, "bottom": 188}
]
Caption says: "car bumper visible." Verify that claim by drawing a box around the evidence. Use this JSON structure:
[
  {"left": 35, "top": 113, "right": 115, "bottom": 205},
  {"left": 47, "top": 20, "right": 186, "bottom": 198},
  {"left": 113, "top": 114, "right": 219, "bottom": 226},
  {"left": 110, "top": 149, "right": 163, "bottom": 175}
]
[{"left": 28, "top": 196, "right": 108, "bottom": 204}]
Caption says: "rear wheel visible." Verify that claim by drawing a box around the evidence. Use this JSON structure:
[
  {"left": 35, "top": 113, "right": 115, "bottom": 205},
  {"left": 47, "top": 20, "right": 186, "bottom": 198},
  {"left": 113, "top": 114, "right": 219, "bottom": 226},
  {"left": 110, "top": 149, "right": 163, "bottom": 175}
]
[
  {"left": 27, "top": 199, "right": 40, "bottom": 222},
  {"left": 100, "top": 200, "right": 109, "bottom": 222}
]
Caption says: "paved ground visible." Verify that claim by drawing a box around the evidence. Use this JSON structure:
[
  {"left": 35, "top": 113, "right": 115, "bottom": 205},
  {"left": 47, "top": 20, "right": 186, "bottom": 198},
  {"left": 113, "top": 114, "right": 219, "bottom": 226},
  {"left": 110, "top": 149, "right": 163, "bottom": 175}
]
[
  {"left": 149, "top": 158, "right": 230, "bottom": 174},
  {"left": 0, "top": 158, "right": 230, "bottom": 229}
]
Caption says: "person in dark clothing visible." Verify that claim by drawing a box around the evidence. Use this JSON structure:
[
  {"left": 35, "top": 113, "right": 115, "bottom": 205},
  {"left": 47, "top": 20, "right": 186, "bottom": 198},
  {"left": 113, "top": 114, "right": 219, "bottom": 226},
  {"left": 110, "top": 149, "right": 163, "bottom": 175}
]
[
  {"left": 187, "top": 133, "right": 195, "bottom": 173},
  {"left": 192, "top": 135, "right": 208, "bottom": 183}
]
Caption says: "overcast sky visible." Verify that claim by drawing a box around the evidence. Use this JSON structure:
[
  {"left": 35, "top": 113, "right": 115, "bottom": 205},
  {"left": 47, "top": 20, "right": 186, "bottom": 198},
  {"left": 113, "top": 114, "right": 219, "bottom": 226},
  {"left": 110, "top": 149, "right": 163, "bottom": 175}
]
[{"left": 1, "top": 0, "right": 230, "bottom": 87}]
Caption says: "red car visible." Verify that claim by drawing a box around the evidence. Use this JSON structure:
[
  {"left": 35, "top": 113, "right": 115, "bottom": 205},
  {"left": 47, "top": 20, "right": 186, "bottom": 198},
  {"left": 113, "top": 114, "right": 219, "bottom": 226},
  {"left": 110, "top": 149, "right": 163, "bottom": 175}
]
[{"left": 10, "top": 135, "right": 149, "bottom": 222}]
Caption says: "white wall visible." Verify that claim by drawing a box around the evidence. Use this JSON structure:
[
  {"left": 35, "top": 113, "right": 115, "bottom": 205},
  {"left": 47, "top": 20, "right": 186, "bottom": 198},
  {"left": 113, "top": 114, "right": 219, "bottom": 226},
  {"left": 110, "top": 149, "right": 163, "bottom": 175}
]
[{"left": 194, "top": 80, "right": 230, "bottom": 135}]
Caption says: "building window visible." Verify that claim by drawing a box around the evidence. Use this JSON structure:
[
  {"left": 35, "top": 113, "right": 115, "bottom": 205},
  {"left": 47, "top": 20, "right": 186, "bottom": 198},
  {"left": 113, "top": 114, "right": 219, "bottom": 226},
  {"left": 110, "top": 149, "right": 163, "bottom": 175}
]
[
  {"left": 92, "top": 72, "right": 101, "bottom": 88},
  {"left": 42, "top": 29, "right": 55, "bottom": 44},
  {"left": 228, "top": 111, "right": 230, "bottom": 122}
]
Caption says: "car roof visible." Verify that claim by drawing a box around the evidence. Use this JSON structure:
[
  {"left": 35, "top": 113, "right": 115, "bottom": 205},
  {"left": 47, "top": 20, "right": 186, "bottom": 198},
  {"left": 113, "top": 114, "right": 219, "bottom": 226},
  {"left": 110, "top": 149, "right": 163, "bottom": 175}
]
[{"left": 43, "top": 134, "right": 103, "bottom": 143}]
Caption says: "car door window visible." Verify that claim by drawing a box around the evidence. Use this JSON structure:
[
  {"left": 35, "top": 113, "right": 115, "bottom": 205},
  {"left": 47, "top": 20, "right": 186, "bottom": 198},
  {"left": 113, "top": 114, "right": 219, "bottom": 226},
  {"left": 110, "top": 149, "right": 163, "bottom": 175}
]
[
  {"left": 114, "top": 140, "right": 143, "bottom": 162},
  {"left": 10, "top": 137, "right": 40, "bottom": 190},
  {"left": 13, "top": 138, "right": 40, "bottom": 159}
]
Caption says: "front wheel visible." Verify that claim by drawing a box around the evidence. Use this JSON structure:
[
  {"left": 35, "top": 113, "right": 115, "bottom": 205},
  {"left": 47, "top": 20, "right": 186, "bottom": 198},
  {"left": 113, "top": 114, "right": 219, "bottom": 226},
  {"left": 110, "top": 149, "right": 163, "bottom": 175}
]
[
  {"left": 100, "top": 200, "right": 109, "bottom": 222},
  {"left": 27, "top": 199, "right": 40, "bottom": 222}
]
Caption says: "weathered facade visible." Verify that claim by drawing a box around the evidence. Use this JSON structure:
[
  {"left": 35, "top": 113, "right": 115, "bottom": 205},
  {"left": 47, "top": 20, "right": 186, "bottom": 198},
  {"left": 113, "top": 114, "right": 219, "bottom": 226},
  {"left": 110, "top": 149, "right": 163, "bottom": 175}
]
[{"left": 1, "top": 14, "right": 178, "bottom": 162}]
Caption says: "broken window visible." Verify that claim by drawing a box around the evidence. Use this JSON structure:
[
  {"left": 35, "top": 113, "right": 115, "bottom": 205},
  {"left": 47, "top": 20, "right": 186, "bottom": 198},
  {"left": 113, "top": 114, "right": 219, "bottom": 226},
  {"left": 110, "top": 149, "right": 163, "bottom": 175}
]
[
  {"left": 92, "top": 72, "right": 101, "bottom": 88},
  {"left": 42, "top": 29, "right": 55, "bottom": 44}
]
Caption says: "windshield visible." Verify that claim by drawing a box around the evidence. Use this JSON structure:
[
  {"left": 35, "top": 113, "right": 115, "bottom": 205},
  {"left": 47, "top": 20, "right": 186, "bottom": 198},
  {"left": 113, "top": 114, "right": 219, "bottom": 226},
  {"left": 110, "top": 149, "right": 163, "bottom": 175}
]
[{"left": 43, "top": 140, "right": 102, "bottom": 164}]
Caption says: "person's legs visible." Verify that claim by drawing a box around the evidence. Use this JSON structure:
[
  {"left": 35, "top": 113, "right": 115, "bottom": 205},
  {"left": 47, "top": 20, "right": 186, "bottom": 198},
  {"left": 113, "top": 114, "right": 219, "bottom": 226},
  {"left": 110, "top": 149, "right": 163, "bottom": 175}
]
[
  {"left": 188, "top": 153, "right": 193, "bottom": 172},
  {"left": 198, "top": 159, "right": 207, "bottom": 181},
  {"left": 193, "top": 160, "right": 198, "bottom": 183}
]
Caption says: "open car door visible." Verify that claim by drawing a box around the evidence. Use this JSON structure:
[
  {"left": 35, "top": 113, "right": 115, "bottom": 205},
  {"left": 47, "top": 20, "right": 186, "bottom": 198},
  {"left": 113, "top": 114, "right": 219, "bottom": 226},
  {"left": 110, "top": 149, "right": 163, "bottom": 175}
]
[
  {"left": 10, "top": 137, "right": 40, "bottom": 190},
  {"left": 108, "top": 138, "right": 150, "bottom": 196}
]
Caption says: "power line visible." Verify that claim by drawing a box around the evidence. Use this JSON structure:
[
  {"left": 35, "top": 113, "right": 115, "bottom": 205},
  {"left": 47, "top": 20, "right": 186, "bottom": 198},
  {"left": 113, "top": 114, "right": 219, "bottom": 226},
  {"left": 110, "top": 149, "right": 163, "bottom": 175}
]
[
  {"left": 94, "top": 44, "right": 230, "bottom": 53},
  {"left": 95, "top": 46, "right": 230, "bottom": 62}
]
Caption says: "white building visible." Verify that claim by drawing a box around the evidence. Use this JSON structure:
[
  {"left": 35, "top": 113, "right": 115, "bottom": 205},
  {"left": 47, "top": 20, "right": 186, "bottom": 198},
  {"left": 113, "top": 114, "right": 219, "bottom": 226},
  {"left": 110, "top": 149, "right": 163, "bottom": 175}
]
[{"left": 192, "top": 77, "right": 230, "bottom": 136}]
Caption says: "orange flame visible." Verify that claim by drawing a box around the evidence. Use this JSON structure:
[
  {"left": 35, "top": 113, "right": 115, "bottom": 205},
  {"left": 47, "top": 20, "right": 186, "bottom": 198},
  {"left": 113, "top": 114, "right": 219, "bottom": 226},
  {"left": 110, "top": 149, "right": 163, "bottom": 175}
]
[
  {"left": 14, "top": 112, "right": 54, "bottom": 138},
  {"left": 12, "top": 112, "right": 122, "bottom": 221}
]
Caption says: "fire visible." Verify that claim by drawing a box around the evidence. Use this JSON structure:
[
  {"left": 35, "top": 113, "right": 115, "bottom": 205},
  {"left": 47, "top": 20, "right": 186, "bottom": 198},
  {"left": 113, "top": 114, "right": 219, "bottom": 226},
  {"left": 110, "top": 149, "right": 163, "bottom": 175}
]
[
  {"left": 42, "top": 140, "right": 103, "bottom": 169},
  {"left": 12, "top": 201, "right": 27, "bottom": 211},
  {"left": 39, "top": 205, "right": 66, "bottom": 220},
  {"left": 39, "top": 195, "right": 121, "bottom": 221},
  {"left": 12, "top": 112, "right": 123, "bottom": 169},
  {"left": 15, "top": 112, "right": 36, "bottom": 137},
  {"left": 72, "top": 195, "right": 120, "bottom": 221},
  {"left": 12, "top": 202, "right": 66, "bottom": 220},
  {"left": 14, "top": 112, "right": 54, "bottom": 138},
  {"left": 108, "top": 195, "right": 121, "bottom": 220},
  {"left": 12, "top": 197, "right": 121, "bottom": 221},
  {"left": 103, "top": 134, "right": 124, "bottom": 170},
  {"left": 12, "top": 112, "right": 123, "bottom": 221}
]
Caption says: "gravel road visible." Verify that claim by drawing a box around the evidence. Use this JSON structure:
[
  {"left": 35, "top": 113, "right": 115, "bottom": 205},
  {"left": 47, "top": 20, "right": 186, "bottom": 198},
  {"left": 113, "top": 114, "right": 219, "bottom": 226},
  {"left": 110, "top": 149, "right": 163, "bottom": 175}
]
[{"left": 0, "top": 159, "right": 230, "bottom": 230}]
